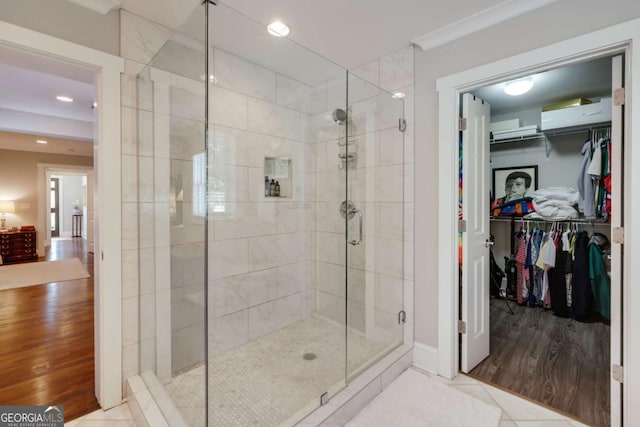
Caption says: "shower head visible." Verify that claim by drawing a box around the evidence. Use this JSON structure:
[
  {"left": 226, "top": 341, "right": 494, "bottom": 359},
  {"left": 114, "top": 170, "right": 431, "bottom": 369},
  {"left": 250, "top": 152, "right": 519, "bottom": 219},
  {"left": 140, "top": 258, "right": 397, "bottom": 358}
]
[{"left": 332, "top": 108, "right": 347, "bottom": 125}]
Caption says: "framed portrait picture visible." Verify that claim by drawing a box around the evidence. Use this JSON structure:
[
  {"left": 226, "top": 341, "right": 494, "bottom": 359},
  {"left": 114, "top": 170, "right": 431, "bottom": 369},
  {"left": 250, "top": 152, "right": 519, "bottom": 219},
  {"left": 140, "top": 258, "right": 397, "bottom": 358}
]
[{"left": 492, "top": 165, "right": 538, "bottom": 203}]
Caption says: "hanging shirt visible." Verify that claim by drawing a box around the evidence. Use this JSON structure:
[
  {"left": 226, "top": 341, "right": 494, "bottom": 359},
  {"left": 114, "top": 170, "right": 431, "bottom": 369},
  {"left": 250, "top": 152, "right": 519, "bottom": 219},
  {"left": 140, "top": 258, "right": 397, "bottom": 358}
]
[
  {"left": 589, "top": 243, "right": 611, "bottom": 320},
  {"left": 578, "top": 140, "right": 597, "bottom": 219}
]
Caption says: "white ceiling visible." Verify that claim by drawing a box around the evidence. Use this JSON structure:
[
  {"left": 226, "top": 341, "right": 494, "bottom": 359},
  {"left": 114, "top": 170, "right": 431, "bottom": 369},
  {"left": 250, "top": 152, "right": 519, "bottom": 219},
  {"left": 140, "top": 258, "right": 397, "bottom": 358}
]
[
  {"left": 126, "top": 0, "right": 557, "bottom": 70},
  {"left": 471, "top": 56, "right": 613, "bottom": 115},
  {"left": 0, "top": 0, "right": 566, "bottom": 155},
  {"left": 0, "top": 44, "right": 95, "bottom": 155}
]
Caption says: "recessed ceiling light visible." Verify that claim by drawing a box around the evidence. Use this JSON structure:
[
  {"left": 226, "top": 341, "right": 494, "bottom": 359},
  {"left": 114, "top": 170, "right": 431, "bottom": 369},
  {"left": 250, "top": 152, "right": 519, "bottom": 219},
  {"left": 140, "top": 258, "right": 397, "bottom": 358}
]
[
  {"left": 504, "top": 78, "right": 534, "bottom": 96},
  {"left": 36, "top": 140, "right": 48, "bottom": 144},
  {"left": 392, "top": 92, "right": 406, "bottom": 99},
  {"left": 56, "top": 95, "right": 74, "bottom": 102},
  {"left": 267, "top": 21, "right": 290, "bottom": 37},
  {"left": 92, "top": 102, "right": 98, "bottom": 108}
]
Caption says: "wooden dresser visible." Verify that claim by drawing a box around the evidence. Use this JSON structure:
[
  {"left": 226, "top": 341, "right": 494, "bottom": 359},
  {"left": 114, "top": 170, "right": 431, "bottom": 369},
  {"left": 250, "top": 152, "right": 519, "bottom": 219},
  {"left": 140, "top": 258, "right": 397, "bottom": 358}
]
[{"left": 0, "top": 231, "right": 38, "bottom": 265}]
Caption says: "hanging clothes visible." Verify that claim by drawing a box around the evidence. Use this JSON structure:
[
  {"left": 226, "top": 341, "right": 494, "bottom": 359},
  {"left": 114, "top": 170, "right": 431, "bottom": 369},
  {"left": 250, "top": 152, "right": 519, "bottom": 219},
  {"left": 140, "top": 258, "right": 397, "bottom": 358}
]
[
  {"left": 589, "top": 241, "right": 611, "bottom": 320},
  {"left": 578, "top": 140, "right": 597, "bottom": 219},
  {"left": 550, "top": 236, "right": 568, "bottom": 317},
  {"left": 563, "top": 230, "right": 574, "bottom": 308},
  {"left": 600, "top": 138, "right": 612, "bottom": 221},
  {"left": 515, "top": 231, "right": 527, "bottom": 305},
  {"left": 572, "top": 231, "right": 593, "bottom": 319}
]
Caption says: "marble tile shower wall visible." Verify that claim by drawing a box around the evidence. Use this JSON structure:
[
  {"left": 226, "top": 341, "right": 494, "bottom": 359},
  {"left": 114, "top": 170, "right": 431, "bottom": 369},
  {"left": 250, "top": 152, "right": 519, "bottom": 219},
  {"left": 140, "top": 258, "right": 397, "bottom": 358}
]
[
  {"left": 120, "top": 8, "right": 415, "bottom": 397},
  {"left": 206, "top": 50, "right": 318, "bottom": 359},
  {"left": 120, "top": 9, "right": 323, "bottom": 387},
  {"left": 311, "top": 46, "right": 414, "bottom": 347}
]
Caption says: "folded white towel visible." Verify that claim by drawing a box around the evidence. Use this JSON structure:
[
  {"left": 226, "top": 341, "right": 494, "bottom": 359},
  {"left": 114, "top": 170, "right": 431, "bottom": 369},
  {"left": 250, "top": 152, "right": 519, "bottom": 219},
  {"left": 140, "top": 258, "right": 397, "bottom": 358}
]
[
  {"left": 532, "top": 187, "right": 579, "bottom": 205},
  {"left": 527, "top": 201, "right": 579, "bottom": 220}
]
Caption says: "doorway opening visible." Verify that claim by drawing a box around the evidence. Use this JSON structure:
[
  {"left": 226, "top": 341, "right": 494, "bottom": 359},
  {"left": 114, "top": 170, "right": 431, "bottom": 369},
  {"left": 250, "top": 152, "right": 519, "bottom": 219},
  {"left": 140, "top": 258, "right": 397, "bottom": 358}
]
[
  {"left": 0, "top": 42, "right": 99, "bottom": 420},
  {"left": 458, "top": 54, "right": 623, "bottom": 426}
]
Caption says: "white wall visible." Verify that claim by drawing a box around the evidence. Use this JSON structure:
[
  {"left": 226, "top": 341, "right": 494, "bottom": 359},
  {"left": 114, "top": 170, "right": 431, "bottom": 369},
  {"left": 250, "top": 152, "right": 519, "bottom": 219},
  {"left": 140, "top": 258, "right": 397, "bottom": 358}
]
[
  {"left": 0, "top": 0, "right": 119, "bottom": 55},
  {"left": 60, "top": 175, "right": 84, "bottom": 235},
  {"left": 414, "top": 0, "right": 640, "bottom": 347}
]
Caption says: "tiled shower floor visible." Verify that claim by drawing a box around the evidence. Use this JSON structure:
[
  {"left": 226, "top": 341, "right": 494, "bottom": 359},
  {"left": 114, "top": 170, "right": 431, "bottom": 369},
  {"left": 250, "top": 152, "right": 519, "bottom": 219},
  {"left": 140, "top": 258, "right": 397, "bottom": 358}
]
[{"left": 164, "top": 316, "right": 392, "bottom": 426}]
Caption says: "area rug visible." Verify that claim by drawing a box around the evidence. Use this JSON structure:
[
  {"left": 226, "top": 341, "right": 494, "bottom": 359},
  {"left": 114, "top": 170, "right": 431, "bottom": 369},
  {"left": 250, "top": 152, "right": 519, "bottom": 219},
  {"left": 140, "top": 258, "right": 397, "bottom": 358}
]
[
  {"left": 0, "top": 258, "right": 90, "bottom": 291},
  {"left": 347, "top": 368, "right": 502, "bottom": 427}
]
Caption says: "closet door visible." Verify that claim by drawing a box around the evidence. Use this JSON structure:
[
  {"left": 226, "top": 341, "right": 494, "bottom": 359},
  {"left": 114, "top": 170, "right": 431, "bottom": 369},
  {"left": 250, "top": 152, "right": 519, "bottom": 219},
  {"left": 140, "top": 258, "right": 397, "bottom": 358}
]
[
  {"left": 460, "top": 93, "right": 491, "bottom": 372},
  {"left": 610, "top": 54, "right": 624, "bottom": 427}
]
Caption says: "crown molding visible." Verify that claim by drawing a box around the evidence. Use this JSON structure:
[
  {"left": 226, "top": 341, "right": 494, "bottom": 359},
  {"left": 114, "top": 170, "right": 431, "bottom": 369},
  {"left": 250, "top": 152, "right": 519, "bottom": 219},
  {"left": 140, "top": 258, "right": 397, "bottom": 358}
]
[
  {"left": 65, "top": 0, "right": 121, "bottom": 15},
  {"left": 412, "top": 0, "right": 558, "bottom": 51}
]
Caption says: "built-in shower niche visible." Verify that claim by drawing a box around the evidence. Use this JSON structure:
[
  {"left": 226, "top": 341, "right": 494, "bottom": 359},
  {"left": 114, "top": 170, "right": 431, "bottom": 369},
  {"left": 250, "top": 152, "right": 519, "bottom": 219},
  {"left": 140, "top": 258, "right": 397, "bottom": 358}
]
[{"left": 264, "top": 157, "right": 292, "bottom": 198}]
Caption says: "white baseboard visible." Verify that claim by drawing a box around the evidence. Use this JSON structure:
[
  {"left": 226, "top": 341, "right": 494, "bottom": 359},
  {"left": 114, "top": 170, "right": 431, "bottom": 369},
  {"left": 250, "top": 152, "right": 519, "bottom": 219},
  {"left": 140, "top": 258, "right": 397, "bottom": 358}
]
[{"left": 412, "top": 342, "right": 438, "bottom": 374}]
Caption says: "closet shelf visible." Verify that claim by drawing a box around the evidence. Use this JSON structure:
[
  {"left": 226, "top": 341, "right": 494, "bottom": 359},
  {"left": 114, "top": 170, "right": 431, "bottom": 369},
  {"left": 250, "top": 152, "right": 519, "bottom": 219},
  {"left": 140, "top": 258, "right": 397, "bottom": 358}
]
[
  {"left": 490, "top": 122, "right": 611, "bottom": 159},
  {"left": 490, "top": 217, "right": 610, "bottom": 226},
  {"left": 490, "top": 132, "right": 545, "bottom": 145},
  {"left": 491, "top": 123, "right": 611, "bottom": 143}
]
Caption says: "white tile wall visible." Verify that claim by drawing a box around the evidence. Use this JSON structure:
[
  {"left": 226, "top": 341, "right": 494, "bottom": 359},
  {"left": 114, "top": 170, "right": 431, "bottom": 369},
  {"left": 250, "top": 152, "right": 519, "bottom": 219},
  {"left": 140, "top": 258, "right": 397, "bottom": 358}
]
[
  {"left": 248, "top": 97, "right": 308, "bottom": 142},
  {"left": 122, "top": 11, "right": 415, "bottom": 404},
  {"left": 212, "top": 202, "right": 277, "bottom": 240},
  {"left": 277, "top": 74, "right": 312, "bottom": 113},
  {"left": 214, "top": 48, "right": 277, "bottom": 101},
  {"left": 249, "top": 233, "right": 302, "bottom": 271},
  {"left": 169, "top": 116, "right": 204, "bottom": 161},
  {"left": 210, "top": 85, "right": 248, "bottom": 130},
  {"left": 208, "top": 239, "right": 250, "bottom": 280},
  {"left": 209, "top": 309, "right": 249, "bottom": 355},
  {"left": 120, "top": 10, "right": 173, "bottom": 65},
  {"left": 248, "top": 292, "right": 302, "bottom": 340},
  {"left": 379, "top": 46, "right": 414, "bottom": 92},
  {"left": 213, "top": 268, "right": 278, "bottom": 316}
]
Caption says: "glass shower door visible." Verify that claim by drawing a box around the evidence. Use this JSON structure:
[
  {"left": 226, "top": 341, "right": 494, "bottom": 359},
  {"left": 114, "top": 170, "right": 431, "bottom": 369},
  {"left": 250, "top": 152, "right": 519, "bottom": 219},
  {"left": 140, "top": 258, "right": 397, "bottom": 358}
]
[
  {"left": 205, "top": 3, "right": 348, "bottom": 426},
  {"left": 345, "top": 72, "right": 405, "bottom": 379}
]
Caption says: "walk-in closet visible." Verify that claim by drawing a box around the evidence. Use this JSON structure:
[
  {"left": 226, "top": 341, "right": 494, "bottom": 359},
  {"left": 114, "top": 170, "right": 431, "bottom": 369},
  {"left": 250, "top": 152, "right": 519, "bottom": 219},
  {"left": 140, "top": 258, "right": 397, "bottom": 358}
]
[{"left": 460, "top": 55, "right": 621, "bottom": 427}]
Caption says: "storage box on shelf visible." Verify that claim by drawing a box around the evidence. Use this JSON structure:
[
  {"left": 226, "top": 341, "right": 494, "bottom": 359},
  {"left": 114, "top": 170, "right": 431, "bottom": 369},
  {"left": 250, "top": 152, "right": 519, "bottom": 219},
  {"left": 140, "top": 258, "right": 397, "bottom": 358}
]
[{"left": 541, "top": 97, "right": 612, "bottom": 131}]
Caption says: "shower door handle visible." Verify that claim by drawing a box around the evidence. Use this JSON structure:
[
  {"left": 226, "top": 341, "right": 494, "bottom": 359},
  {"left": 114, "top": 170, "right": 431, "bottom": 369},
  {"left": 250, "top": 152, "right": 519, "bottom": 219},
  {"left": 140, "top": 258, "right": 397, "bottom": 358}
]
[{"left": 349, "top": 208, "right": 363, "bottom": 246}]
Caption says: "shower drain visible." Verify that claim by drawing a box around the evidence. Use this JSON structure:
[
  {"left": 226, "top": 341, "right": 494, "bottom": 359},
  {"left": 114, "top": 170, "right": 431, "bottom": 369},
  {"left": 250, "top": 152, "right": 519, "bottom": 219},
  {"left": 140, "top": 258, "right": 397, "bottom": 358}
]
[{"left": 303, "top": 353, "right": 317, "bottom": 361}]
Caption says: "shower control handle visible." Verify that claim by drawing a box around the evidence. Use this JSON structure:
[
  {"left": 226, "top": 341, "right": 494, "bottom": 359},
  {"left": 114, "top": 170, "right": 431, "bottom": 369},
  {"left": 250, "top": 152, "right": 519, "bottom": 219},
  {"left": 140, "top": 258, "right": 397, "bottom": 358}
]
[{"left": 350, "top": 208, "right": 363, "bottom": 246}]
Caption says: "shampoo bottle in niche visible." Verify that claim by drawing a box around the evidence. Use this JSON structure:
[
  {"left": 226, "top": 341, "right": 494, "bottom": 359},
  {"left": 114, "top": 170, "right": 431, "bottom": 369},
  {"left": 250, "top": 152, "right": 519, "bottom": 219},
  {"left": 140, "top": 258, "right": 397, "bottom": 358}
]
[
  {"left": 275, "top": 181, "right": 281, "bottom": 197},
  {"left": 265, "top": 176, "right": 270, "bottom": 197},
  {"left": 269, "top": 179, "right": 276, "bottom": 197}
]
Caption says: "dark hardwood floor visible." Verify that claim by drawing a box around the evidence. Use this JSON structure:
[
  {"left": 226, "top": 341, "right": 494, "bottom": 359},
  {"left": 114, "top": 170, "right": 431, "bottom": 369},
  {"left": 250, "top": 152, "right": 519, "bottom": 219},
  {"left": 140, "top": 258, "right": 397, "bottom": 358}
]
[
  {"left": 470, "top": 298, "right": 610, "bottom": 427},
  {"left": 0, "top": 238, "right": 99, "bottom": 422}
]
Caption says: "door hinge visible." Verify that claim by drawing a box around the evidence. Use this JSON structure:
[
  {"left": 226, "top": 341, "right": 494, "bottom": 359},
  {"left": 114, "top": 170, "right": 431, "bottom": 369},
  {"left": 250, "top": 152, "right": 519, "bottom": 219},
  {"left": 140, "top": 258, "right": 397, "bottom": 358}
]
[
  {"left": 613, "top": 227, "right": 624, "bottom": 244},
  {"left": 399, "top": 118, "right": 407, "bottom": 132},
  {"left": 458, "top": 320, "right": 466, "bottom": 334},
  {"left": 612, "top": 364, "right": 624, "bottom": 383},
  {"left": 398, "top": 310, "right": 406, "bottom": 324},
  {"left": 459, "top": 117, "right": 467, "bottom": 131},
  {"left": 320, "top": 392, "right": 329, "bottom": 406},
  {"left": 614, "top": 88, "right": 625, "bottom": 106},
  {"left": 459, "top": 219, "right": 467, "bottom": 233}
]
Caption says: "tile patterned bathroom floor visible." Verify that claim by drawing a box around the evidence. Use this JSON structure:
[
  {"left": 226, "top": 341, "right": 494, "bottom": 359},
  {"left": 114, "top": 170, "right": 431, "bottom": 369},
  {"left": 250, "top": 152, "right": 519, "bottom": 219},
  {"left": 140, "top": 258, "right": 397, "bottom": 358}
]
[
  {"left": 164, "top": 316, "right": 392, "bottom": 426},
  {"left": 70, "top": 359, "right": 594, "bottom": 427}
]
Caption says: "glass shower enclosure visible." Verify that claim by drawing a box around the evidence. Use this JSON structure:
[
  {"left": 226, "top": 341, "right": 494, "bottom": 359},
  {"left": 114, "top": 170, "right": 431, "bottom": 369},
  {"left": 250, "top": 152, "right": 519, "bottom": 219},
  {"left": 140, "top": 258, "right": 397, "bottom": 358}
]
[{"left": 136, "top": 1, "right": 405, "bottom": 425}]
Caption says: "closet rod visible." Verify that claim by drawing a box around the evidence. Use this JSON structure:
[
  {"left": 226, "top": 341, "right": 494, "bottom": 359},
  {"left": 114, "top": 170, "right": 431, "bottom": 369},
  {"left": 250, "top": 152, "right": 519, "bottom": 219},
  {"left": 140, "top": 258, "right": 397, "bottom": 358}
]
[
  {"left": 490, "top": 217, "right": 610, "bottom": 226},
  {"left": 544, "top": 124, "right": 611, "bottom": 139}
]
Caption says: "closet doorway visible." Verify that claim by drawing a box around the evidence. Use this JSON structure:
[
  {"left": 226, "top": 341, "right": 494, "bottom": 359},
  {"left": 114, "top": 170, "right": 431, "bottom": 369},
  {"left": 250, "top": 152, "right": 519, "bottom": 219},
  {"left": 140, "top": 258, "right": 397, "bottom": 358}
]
[{"left": 458, "top": 54, "right": 623, "bottom": 426}]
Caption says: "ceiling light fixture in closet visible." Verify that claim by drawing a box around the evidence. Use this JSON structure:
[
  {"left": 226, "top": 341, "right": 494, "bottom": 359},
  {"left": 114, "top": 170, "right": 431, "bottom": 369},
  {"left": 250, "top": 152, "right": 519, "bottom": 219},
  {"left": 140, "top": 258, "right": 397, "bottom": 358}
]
[
  {"left": 504, "top": 78, "right": 533, "bottom": 96},
  {"left": 267, "top": 21, "right": 290, "bottom": 37}
]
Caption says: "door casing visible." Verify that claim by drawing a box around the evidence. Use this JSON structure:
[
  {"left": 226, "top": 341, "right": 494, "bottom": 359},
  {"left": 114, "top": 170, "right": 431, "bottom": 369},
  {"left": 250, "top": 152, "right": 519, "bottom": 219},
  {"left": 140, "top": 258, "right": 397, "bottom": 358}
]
[
  {"left": 0, "top": 21, "right": 124, "bottom": 408},
  {"left": 436, "top": 18, "right": 640, "bottom": 426}
]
